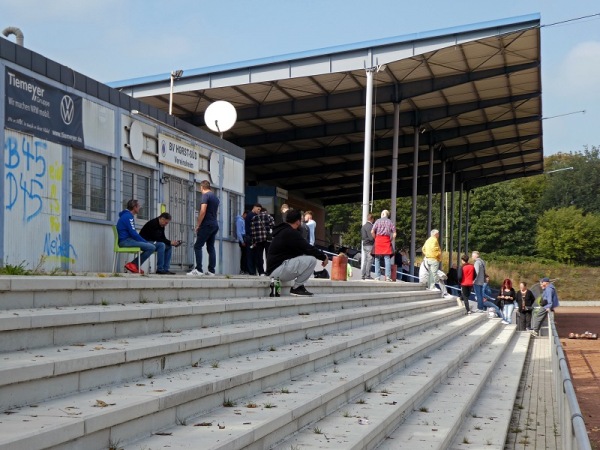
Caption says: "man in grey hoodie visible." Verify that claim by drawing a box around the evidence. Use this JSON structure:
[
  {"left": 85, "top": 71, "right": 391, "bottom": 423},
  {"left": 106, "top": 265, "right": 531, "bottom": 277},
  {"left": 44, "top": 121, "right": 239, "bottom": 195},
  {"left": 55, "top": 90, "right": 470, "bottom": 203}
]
[{"left": 472, "top": 251, "right": 486, "bottom": 312}]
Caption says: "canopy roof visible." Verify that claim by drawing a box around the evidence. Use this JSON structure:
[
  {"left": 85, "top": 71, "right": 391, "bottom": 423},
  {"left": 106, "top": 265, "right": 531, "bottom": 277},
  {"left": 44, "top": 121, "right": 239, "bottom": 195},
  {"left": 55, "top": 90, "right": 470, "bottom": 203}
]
[{"left": 111, "top": 14, "right": 543, "bottom": 205}]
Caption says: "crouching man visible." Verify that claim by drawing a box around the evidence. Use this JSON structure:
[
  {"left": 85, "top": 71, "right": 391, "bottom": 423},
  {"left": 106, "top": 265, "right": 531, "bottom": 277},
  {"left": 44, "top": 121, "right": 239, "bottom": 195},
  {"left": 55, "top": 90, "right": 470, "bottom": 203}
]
[{"left": 266, "top": 209, "right": 328, "bottom": 296}]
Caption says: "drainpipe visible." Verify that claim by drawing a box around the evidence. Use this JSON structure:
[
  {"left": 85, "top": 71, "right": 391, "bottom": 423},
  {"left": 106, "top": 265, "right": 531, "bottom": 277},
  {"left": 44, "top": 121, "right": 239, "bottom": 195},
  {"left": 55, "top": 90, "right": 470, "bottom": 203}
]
[{"left": 2, "top": 27, "right": 24, "bottom": 46}]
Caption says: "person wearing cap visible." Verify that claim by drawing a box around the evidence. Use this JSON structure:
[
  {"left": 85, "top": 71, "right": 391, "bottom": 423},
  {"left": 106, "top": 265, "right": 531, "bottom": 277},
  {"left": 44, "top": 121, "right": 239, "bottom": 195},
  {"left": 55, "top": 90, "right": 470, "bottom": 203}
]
[{"left": 530, "top": 277, "right": 560, "bottom": 337}]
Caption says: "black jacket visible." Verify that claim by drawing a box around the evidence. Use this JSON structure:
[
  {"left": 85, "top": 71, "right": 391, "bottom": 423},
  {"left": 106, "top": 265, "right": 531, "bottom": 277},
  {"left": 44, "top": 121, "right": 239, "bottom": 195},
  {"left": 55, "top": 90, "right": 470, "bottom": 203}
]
[
  {"left": 266, "top": 223, "right": 326, "bottom": 274},
  {"left": 139, "top": 218, "right": 171, "bottom": 246}
]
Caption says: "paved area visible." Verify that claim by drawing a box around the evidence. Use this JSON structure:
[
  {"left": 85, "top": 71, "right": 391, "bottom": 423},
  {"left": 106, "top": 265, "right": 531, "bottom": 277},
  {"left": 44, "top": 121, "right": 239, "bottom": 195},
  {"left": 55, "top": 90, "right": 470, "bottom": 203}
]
[{"left": 505, "top": 332, "right": 561, "bottom": 450}]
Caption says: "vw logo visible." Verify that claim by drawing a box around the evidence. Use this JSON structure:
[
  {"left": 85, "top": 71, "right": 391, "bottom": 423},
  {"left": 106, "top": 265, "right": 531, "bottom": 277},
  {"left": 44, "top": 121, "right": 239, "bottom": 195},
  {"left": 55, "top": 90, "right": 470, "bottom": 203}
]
[{"left": 60, "top": 95, "right": 75, "bottom": 125}]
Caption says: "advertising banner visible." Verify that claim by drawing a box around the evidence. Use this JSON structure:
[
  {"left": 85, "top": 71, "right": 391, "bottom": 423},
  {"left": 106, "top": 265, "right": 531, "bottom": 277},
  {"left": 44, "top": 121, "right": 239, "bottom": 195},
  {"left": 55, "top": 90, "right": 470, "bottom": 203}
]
[
  {"left": 158, "top": 133, "right": 200, "bottom": 173},
  {"left": 5, "top": 68, "right": 84, "bottom": 146}
]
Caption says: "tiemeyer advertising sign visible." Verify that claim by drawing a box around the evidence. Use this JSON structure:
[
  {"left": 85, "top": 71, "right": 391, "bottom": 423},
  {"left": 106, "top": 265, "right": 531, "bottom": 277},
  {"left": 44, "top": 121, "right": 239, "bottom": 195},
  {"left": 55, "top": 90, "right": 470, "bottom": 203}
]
[
  {"left": 5, "top": 68, "right": 84, "bottom": 146},
  {"left": 158, "top": 133, "right": 199, "bottom": 173}
]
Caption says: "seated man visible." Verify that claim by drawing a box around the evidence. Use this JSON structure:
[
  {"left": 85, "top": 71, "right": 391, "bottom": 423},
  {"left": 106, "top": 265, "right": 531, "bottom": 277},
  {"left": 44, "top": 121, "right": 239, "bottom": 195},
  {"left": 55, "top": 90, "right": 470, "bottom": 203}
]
[
  {"left": 140, "top": 212, "right": 181, "bottom": 275},
  {"left": 266, "top": 209, "right": 328, "bottom": 296},
  {"left": 116, "top": 199, "right": 155, "bottom": 274},
  {"left": 482, "top": 275, "right": 504, "bottom": 319}
]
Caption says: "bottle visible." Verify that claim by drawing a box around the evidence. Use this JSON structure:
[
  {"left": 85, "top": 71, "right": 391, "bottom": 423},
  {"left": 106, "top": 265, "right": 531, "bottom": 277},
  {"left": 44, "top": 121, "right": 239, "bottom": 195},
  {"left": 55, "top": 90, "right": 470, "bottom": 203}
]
[
  {"left": 269, "top": 278, "right": 275, "bottom": 297},
  {"left": 275, "top": 277, "right": 281, "bottom": 297}
]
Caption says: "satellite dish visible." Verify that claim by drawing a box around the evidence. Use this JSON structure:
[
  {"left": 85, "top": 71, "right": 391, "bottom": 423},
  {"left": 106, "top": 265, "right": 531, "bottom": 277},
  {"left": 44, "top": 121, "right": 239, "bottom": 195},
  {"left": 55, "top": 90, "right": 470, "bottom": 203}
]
[{"left": 204, "top": 101, "right": 237, "bottom": 138}]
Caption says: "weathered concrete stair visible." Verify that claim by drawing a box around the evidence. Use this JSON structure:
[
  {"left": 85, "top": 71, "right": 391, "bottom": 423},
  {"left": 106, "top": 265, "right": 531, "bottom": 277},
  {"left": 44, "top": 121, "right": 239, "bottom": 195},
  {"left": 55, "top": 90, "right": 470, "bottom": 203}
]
[{"left": 0, "top": 276, "right": 530, "bottom": 450}]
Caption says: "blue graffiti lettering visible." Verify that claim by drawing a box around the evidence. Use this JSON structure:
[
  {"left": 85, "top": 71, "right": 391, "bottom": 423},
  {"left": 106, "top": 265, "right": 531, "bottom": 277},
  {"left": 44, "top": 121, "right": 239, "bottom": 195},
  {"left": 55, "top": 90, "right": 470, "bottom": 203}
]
[
  {"left": 19, "top": 173, "right": 43, "bottom": 222},
  {"left": 44, "top": 233, "right": 78, "bottom": 260},
  {"left": 5, "top": 172, "right": 18, "bottom": 210},
  {"left": 4, "top": 136, "right": 19, "bottom": 169}
]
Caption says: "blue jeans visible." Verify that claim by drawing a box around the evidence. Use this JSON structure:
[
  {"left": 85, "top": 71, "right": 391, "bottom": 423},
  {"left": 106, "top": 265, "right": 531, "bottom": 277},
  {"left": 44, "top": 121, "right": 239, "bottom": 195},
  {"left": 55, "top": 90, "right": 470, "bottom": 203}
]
[
  {"left": 375, "top": 254, "right": 391, "bottom": 279},
  {"left": 502, "top": 302, "right": 516, "bottom": 324},
  {"left": 153, "top": 242, "right": 173, "bottom": 272},
  {"left": 483, "top": 300, "right": 503, "bottom": 319},
  {"left": 194, "top": 222, "right": 219, "bottom": 273},
  {"left": 119, "top": 238, "right": 155, "bottom": 267},
  {"left": 473, "top": 284, "right": 484, "bottom": 311}
]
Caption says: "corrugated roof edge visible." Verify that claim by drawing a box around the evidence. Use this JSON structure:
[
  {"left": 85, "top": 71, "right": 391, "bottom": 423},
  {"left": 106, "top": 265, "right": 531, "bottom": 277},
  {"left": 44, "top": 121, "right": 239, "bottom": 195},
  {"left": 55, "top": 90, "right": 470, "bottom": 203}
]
[{"left": 107, "top": 13, "right": 541, "bottom": 89}]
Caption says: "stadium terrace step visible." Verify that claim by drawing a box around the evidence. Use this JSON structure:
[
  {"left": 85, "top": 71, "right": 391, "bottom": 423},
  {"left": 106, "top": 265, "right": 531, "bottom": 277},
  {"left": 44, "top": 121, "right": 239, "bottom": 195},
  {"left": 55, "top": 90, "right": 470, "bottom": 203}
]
[{"left": 0, "top": 275, "right": 531, "bottom": 450}]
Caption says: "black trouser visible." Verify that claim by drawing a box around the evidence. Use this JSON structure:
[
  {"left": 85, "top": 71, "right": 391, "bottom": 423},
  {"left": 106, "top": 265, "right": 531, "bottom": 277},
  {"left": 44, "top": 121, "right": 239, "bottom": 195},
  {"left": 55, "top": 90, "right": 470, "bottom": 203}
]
[
  {"left": 239, "top": 242, "right": 248, "bottom": 273},
  {"left": 461, "top": 285, "right": 472, "bottom": 313},
  {"left": 520, "top": 309, "right": 533, "bottom": 330}
]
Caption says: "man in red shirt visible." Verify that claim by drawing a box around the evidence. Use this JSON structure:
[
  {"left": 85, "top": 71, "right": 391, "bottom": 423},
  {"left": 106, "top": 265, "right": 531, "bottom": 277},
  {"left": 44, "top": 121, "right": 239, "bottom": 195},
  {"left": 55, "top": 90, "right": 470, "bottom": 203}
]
[{"left": 458, "top": 254, "right": 475, "bottom": 315}]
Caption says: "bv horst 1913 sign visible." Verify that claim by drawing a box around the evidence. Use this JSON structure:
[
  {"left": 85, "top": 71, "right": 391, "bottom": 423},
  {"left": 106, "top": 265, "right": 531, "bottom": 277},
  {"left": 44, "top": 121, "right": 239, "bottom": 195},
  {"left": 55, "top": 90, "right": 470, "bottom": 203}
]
[
  {"left": 5, "top": 68, "right": 84, "bottom": 147},
  {"left": 158, "top": 133, "right": 200, "bottom": 173}
]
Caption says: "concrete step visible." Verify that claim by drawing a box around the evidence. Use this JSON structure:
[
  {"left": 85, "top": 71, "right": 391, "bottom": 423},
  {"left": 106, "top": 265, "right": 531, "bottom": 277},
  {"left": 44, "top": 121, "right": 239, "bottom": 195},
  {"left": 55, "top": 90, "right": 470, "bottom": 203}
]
[
  {"left": 447, "top": 329, "right": 531, "bottom": 449},
  {"left": 0, "top": 305, "right": 470, "bottom": 450},
  {"left": 0, "top": 297, "right": 456, "bottom": 411},
  {"left": 376, "top": 324, "right": 517, "bottom": 449},
  {"left": 0, "top": 276, "right": 417, "bottom": 310},
  {"left": 0, "top": 290, "right": 443, "bottom": 353},
  {"left": 127, "top": 316, "right": 496, "bottom": 450}
]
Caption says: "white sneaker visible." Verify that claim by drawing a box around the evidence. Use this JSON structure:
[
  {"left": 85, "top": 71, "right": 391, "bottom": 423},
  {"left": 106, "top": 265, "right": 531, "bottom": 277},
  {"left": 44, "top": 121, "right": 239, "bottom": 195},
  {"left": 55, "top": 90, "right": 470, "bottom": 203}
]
[
  {"left": 501, "top": 320, "right": 509, "bottom": 325},
  {"left": 442, "top": 294, "right": 452, "bottom": 299},
  {"left": 205, "top": 271, "right": 216, "bottom": 276},
  {"left": 187, "top": 269, "right": 204, "bottom": 276}
]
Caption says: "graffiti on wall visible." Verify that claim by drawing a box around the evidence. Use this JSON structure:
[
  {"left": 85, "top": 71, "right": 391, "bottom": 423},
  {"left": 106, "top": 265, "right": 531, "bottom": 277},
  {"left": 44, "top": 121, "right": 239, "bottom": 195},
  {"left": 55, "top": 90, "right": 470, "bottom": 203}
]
[{"left": 3, "top": 132, "right": 78, "bottom": 265}]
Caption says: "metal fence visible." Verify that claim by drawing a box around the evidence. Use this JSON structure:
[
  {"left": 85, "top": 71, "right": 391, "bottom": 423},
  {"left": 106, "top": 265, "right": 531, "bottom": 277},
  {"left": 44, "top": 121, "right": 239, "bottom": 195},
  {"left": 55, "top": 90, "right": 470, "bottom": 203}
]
[{"left": 549, "top": 314, "right": 592, "bottom": 450}]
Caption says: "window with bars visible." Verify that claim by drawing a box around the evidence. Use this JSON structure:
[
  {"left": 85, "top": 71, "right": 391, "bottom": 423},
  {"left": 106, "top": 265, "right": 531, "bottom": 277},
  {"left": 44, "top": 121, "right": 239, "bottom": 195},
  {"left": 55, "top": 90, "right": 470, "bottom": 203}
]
[
  {"left": 72, "top": 154, "right": 109, "bottom": 219},
  {"left": 122, "top": 165, "right": 152, "bottom": 221},
  {"left": 228, "top": 192, "right": 243, "bottom": 239}
]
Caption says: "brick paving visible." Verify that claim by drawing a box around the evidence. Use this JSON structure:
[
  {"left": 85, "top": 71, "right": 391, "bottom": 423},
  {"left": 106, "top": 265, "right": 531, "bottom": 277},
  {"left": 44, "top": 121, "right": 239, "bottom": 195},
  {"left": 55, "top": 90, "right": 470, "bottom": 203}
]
[{"left": 505, "top": 332, "right": 561, "bottom": 450}]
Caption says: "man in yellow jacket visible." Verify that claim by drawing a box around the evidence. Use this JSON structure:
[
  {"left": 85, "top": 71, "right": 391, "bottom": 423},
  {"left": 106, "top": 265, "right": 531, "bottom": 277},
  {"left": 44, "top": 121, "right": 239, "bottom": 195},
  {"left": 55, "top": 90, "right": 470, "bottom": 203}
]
[{"left": 422, "top": 229, "right": 442, "bottom": 291}]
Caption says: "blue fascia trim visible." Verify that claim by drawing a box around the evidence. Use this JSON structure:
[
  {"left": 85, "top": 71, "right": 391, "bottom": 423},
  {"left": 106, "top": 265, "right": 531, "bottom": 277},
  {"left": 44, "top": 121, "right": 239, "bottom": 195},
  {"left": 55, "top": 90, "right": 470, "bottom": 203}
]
[{"left": 108, "top": 13, "right": 540, "bottom": 89}]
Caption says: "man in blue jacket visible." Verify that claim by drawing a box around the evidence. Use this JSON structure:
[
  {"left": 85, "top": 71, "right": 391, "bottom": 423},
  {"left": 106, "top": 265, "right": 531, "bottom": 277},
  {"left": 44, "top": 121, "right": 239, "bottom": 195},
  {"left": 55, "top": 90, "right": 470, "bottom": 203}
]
[
  {"left": 531, "top": 277, "right": 560, "bottom": 337},
  {"left": 116, "top": 199, "right": 156, "bottom": 274}
]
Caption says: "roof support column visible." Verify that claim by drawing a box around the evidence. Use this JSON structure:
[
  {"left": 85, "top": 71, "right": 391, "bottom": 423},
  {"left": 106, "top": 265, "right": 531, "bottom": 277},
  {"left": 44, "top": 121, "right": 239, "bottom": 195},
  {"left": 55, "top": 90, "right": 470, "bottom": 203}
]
[
  {"left": 390, "top": 102, "right": 400, "bottom": 225},
  {"left": 361, "top": 68, "right": 375, "bottom": 227},
  {"left": 439, "top": 160, "right": 446, "bottom": 258},
  {"left": 465, "top": 189, "right": 471, "bottom": 255},
  {"left": 427, "top": 143, "right": 434, "bottom": 234},
  {"left": 409, "top": 125, "right": 419, "bottom": 278},
  {"left": 448, "top": 172, "right": 456, "bottom": 272},
  {"left": 457, "top": 181, "right": 464, "bottom": 268}
]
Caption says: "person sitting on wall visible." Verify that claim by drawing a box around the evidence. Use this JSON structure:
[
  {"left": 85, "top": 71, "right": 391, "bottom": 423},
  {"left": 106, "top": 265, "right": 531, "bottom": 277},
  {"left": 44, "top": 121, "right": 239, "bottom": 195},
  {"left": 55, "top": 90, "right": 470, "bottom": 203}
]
[
  {"left": 116, "top": 199, "right": 156, "bottom": 274},
  {"left": 140, "top": 212, "right": 181, "bottom": 275}
]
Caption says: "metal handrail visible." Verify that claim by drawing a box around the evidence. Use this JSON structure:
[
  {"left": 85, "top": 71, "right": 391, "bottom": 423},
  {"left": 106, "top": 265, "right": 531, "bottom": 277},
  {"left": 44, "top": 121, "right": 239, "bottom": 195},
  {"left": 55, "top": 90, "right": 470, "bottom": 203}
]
[{"left": 549, "top": 314, "right": 592, "bottom": 450}]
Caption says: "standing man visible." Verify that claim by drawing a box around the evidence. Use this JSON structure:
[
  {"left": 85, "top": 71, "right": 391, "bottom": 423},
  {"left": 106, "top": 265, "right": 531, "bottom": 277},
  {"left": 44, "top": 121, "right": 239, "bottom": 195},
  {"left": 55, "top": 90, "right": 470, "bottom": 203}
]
[
  {"left": 187, "top": 180, "right": 220, "bottom": 277},
  {"left": 472, "top": 251, "right": 486, "bottom": 312},
  {"left": 140, "top": 212, "right": 180, "bottom": 275},
  {"left": 360, "top": 213, "right": 374, "bottom": 280},
  {"left": 531, "top": 277, "right": 560, "bottom": 337},
  {"left": 304, "top": 211, "right": 316, "bottom": 245},
  {"left": 371, "top": 210, "right": 396, "bottom": 282},
  {"left": 116, "top": 199, "right": 156, "bottom": 274},
  {"left": 422, "top": 229, "right": 442, "bottom": 290},
  {"left": 244, "top": 203, "right": 262, "bottom": 275},
  {"left": 251, "top": 207, "right": 275, "bottom": 276},
  {"left": 236, "top": 210, "right": 248, "bottom": 274},
  {"left": 267, "top": 209, "right": 328, "bottom": 296}
]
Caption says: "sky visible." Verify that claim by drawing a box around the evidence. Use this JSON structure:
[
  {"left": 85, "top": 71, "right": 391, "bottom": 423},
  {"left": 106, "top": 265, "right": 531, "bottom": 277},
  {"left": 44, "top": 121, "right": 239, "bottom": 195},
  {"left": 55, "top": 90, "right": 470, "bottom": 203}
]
[{"left": 1, "top": 0, "right": 599, "bottom": 155}]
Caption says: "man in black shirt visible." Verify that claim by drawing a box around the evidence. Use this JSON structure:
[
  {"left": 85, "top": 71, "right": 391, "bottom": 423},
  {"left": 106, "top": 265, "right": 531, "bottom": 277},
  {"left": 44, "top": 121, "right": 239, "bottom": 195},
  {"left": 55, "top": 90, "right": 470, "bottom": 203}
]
[
  {"left": 140, "top": 212, "right": 180, "bottom": 275},
  {"left": 266, "top": 209, "right": 328, "bottom": 296}
]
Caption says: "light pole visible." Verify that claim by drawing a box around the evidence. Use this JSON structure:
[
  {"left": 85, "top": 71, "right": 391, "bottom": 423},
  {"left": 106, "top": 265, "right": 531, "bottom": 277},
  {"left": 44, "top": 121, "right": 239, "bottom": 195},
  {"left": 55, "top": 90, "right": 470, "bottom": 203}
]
[
  {"left": 545, "top": 167, "right": 574, "bottom": 175},
  {"left": 169, "top": 70, "right": 184, "bottom": 115}
]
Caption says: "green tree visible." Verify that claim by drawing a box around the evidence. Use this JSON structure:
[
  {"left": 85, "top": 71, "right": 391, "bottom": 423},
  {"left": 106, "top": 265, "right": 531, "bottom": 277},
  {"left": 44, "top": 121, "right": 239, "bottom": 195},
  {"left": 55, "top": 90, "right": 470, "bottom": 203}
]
[
  {"left": 536, "top": 206, "right": 600, "bottom": 264},
  {"left": 541, "top": 147, "right": 600, "bottom": 214},
  {"left": 468, "top": 181, "right": 537, "bottom": 255}
]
